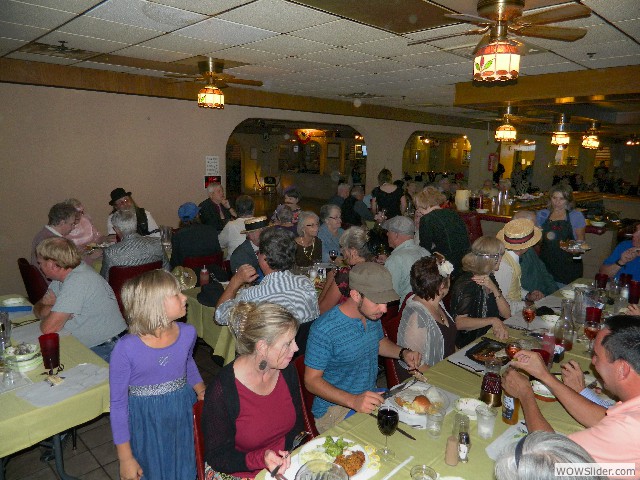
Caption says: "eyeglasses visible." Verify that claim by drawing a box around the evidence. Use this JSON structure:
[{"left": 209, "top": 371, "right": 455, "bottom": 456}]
[
  {"left": 305, "top": 223, "right": 319, "bottom": 227},
  {"left": 328, "top": 216, "right": 341, "bottom": 220}
]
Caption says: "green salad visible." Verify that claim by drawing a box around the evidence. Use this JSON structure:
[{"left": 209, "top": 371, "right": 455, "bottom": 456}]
[{"left": 322, "top": 437, "right": 353, "bottom": 458}]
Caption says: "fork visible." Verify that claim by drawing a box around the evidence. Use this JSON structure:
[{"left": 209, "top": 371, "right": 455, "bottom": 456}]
[{"left": 270, "top": 431, "right": 309, "bottom": 477}]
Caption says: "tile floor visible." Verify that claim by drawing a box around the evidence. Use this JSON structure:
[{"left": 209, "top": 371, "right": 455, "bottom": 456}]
[{"left": 4, "top": 340, "right": 222, "bottom": 480}]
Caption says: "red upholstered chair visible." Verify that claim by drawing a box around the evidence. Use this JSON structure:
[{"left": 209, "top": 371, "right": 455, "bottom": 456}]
[
  {"left": 222, "top": 260, "right": 232, "bottom": 278},
  {"left": 456, "top": 211, "right": 483, "bottom": 245},
  {"left": 193, "top": 400, "right": 206, "bottom": 480},
  {"left": 108, "top": 261, "right": 163, "bottom": 314},
  {"left": 17, "top": 258, "right": 49, "bottom": 304},
  {"left": 294, "top": 355, "right": 319, "bottom": 438},
  {"left": 183, "top": 252, "right": 224, "bottom": 270},
  {"left": 380, "top": 304, "right": 403, "bottom": 389}
]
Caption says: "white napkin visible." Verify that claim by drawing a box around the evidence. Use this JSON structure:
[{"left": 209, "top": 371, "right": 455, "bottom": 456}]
[
  {"left": 485, "top": 420, "right": 528, "bottom": 461},
  {"left": 15, "top": 363, "right": 108, "bottom": 407}
]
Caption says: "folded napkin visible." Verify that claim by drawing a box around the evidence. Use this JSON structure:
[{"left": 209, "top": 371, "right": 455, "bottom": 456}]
[
  {"left": 15, "top": 363, "right": 108, "bottom": 408},
  {"left": 485, "top": 420, "right": 528, "bottom": 461}
]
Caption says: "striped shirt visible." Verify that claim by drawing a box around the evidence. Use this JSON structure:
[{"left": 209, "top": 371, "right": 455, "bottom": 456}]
[{"left": 215, "top": 270, "right": 319, "bottom": 325}]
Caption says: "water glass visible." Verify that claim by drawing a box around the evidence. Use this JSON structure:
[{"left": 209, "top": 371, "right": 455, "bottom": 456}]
[
  {"left": 475, "top": 404, "right": 498, "bottom": 439},
  {"left": 410, "top": 465, "right": 437, "bottom": 480},
  {"left": 425, "top": 407, "right": 446, "bottom": 438}
]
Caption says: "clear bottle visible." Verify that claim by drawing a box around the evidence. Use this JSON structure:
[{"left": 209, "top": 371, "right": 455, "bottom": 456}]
[
  {"left": 501, "top": 392, "right": 520, "bottom": 425},
  {"left": 541, "top": 329, "right": 556, "bottom": 369},
  {"left": 199, "top": 265, "right": 209, "bottom": 286},
  {"left": 554, "top": 299, "right": 575, "bottom": 352}
]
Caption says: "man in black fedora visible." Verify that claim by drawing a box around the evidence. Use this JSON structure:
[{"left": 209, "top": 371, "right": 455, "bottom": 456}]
[{"left": 107, "top": 187, "right": 160, "bottom": 238}]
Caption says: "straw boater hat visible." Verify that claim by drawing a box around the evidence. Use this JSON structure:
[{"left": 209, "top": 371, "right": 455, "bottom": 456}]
[
  {"left": 241, "top": 216, "right": 269, "bottom": 234},
  {"left": 496, "top": 218, "right": 542, "bottom": 251}
]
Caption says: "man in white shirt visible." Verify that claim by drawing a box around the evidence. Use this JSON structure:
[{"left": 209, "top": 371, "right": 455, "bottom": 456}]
[
  {"left": 495, "top": 218, "right": 545, "bottom": 313},
  {"left": 106, "top": 187, "right": 159, "bottom": 238},
  {"left": 218, "top": 195, "right": 254, "bottom": 260}
]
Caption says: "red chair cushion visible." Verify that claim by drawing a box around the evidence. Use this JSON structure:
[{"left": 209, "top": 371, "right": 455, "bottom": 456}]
[
  {"left": 193, "top": 400, "right": 206, "bottom": 480},
  {"left": 183, "top": 253, "right": 223, "bottom": 270},
  {"left": 108, "top": 261, "right": 163, "bottom": 313}
]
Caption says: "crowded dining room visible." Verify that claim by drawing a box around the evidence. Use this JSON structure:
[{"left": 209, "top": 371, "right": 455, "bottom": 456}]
[{"left": 2, "top": 0, "right": 640, "bottom": 479}]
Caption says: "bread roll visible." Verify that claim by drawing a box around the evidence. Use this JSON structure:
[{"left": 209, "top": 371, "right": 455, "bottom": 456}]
[{"left": 411, "top": 395, "right": 432, "bottom": 413}]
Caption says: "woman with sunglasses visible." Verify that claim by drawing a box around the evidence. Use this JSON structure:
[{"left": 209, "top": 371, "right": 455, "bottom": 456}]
[{"left": 450, "top": 236, "right": 511, "bottom": 348}]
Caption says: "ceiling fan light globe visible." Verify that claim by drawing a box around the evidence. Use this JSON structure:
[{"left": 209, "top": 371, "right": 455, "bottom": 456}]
[
  {"left": 197, "top": 85, "right": 224, "bottom": 109},
  {"left": 495, "top": 123, "right": 517, "bottom": 142},
  {"left": 551, "top": 131, "right": 570, "bottom": 146},
  {"left": 582, "top": 134, "right": 599, "bottom": 150},
  {"left": 473, "top": 41, "right": 520, "bottom": 82}
]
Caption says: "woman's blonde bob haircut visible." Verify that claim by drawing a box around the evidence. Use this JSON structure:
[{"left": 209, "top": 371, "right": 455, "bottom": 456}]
[
  {"left": 36, "top": 237, "right": 82, "bottom": 269},
  {"left": 228, "top": 302, "right": 299, "bottom": 356},
  {"left": 461, "top": 236, "right": 505, "bottom": 275},
  {"left": 415, "top": 187, "right": 446, "bottom": 209},
  {"left": 121, "top": 269, "right": 181, "bottom": 336}
]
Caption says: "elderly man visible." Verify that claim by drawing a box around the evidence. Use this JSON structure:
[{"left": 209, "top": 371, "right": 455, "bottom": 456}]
[
  {"left": 495, "top": 218, "right": 545, "bottom": 313},
  {"left": 107, "top": 187, "right": 159, "bottom": 237},
  {"left": 34, "top": 237, "right": 126, "bottom": 362},
  {"left": 219, "top": 195, "right": 254, "bottom": 260},
  {"left": 229, "top": 216, "right": 268, "bottom": 277},
  {"left": 503, "top": 316, "right": 640, "bottom": 477},
  {"left": 305, "top": 263, "right": 422, "bottom": 433},
  {"left": 100, "top": 209, "right": 168, "bottom": 281},
  {"left": 199, "top": 182, "right": 236, "bottom": 232},
  {"left": 327, "top": 183, "right": 351, "bottom": 208},
  {"left": 600, "top": 222, "right": 640, "bottom": 281},
  {"left": 383, "top": 216, "right": 430, "bottom": 299},
  {"left": 215, "top": 227, "right": 319, "bottom": 326},
  {"left": 341, "top": 185, "right": 374, "bottom": 226},
  {"left": 31, "top": 202, "right": 79, "bottom": 264}
]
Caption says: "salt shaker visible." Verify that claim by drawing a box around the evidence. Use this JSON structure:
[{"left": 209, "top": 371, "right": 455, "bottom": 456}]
[{"left": 458, "top": 415, "right": 471, "bottom": 463}]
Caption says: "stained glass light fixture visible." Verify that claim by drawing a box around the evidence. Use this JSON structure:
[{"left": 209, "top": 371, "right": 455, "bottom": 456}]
[
  {"left": 581, "top": 122, "right": 600, "bottom": 149},
  {"left": 551, "top": 114, "right": 570, "bottom": 147},
  {"left": 495, "top": 119, "right": 517, "bottom": 142},
  {"left": 474, "top": 38, "right": 520, "bottom": 82},
  {"left": 198, "top": 83, "right": 224, "bottom": 109}
]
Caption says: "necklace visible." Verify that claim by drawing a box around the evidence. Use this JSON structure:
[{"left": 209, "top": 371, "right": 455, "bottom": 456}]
[
  {"left": 417, "top": 296, "right": 448, "bottom": 326},
  {"left": 302, "top": 238, "right": 315, "bottom": 260}
]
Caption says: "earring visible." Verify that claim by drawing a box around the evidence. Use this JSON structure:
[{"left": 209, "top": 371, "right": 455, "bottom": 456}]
[{"left": 259, "top": 359, "right": 267, "bottom": 370}]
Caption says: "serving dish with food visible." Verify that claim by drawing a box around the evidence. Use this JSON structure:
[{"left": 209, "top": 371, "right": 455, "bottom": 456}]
[{"left": 464, "top": 338, "right": 508, "bottom": 366}]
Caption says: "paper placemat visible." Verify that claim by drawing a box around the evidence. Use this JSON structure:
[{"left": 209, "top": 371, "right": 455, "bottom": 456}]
[
  {"left": 485, "top": 420, "right": 528, "bottom": 461},
  {"left": 15, "top": 363, "right": 108, "bottom": 407},
  {"left": 10, "top": 321, "right": 71, "bottom": 345},
  {"left": 447, "top": 343, "right": 485, "bottom": 375},
  {"left": 0, "top": 371, "right": 33, "bottom": 395}
]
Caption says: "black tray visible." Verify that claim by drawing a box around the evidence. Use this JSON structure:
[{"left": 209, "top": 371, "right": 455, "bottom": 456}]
[{"left": 465, "top": 337, "right": 508, "bottom": 366}]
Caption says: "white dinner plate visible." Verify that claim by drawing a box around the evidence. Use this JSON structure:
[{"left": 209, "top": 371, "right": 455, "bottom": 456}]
[
  {"left": 382, "top": 384, "right": 450, "bottom": 428},
  {"left": 297, "top": 437, "right": 370, "bottom": 480}
]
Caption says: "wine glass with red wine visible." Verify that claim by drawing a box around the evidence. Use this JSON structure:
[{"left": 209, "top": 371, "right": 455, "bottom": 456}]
[
  {"left": 329, "top": 250, "right": 338, "bottom": 265},
  {"left": 522, "top": 306, "right": 536, "bottom": 331},
  {"left": 377, "top": 407, "right": 399, "bottom": 460},
  {"left": 584, "top": 321, "right": 600, "bottom": 354}
]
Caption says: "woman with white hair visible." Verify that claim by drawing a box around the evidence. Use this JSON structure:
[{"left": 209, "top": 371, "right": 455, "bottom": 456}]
[
  {"left": 495, "top": 432, "right": 605, "bottom": 480},
  {"left": 294, "top": 211, "right": 322, "bottom": 267}
]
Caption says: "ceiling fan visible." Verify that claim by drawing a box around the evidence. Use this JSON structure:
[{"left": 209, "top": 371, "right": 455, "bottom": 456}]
[
  {"left": 165, "top": 58, "right": 263, "bottom": 88},
  {"left": 408, "top": 0, "right": 591, "bottom": 53}
]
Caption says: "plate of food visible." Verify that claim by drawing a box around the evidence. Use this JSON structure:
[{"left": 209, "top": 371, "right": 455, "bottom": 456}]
[
  {"left": 559, "top": 240, "right": 591, "bottom": 254},
  {"left": 465, "top": 338, "right": 509, "bottom": 366},
  {"left": 297, "top": 437, "right": 373, "bottom": 479},
  {"left": 4, "top": 343, "right": 40, "bottom": 362},
  {"left": 531, "top": 380, "right": 556, "bottom": 402},
  {"left": 382, "top": 384, "right": 450, "bottom": 428}
]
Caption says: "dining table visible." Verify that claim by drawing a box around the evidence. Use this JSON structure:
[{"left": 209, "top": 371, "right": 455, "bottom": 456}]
[
  {"left": 255, "top": 280, "right": 600, "bottom": 480},
  {"left": 183, "top": 287, "right": 236, "bottom": 365},
  {"left": 0, "top": 294, "right": 110, "bottom": 480}
]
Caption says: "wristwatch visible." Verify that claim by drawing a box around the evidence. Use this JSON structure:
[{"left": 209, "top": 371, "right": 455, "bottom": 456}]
[
  {"left": 398, "top": 347, "right": 410, "bottom": 362},
  {"left": 616, "top": 259, "right": 625, "bottom": 267}
]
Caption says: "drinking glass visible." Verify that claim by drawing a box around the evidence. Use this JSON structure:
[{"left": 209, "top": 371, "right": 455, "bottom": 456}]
[
  {"left": 584, "top": 321, "right": 600, "bottom": 354},
  {"left": 308, "top": 266, "right": 318, "bottom": 282},
  {"left": 475, "top": 404, "right": 498, "bottom": 439},
  {"left": 377, "top": 407, "right": 399, "bottom": 460},
  {"left": 629, "top": 281, "right": 640, "bottom": 304},
  {"left": 522, "top": 306, "right": 536, "bottom": 331},
  {"left": 39, "top": 333, "right": 62, "bottom": 374},
  {"left": 505, "top": 341, "right": 522, "bottom": 360},
  {"left": 410, "top": 465, "right": 437, "bottom": 480},
  {"left": 594, "top": 273, "right": 608, "bottom": 289},
  {"left": 328, "top": 250, "right": 338, "bottom": 265},
  {"left": 425, "top": 407, "right": 446, "bottom": 439}
]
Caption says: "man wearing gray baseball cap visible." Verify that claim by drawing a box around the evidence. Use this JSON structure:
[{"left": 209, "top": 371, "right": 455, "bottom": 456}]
[
  {"left": 304, "top": 262, "right": 422, "bottom": 433},
  {"left": 382, "top": 216, "right": 431, "bottom": 299}
]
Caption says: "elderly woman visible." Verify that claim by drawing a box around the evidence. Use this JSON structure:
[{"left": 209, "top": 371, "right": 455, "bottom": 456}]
[
  {"left": 318, "top": 204, "right": 344, "bottom": 263},
  {"left": 294, "top": 211, "right": 322, "bottom": 267},
  {"left": 272, "top": 186, "right": 302, "bottom": 225},
  {"left": 318, "top": 227, "right": 371, "bottom": 313},
  {"left": 417, "top": 187, "right": 470, "bottom": 278},
  {"left": 450, "top": 236, "right": 511, "bottom": 347},
  {"left": 398, "top": 254, "right": 457, "bottom": 370},
  {"left": 535, "top": 183, "right": 586, "bottom": 286},
  {"left": 371, "top": 168, "right": 406, "bottom": 218},
  {"left": 273, "top": 204, "right": 298, "bottom": 235},
  {"left": 202, "top": 302, "right": 304, "bottom": 479},
  {"left": 64, "top": 198, "right": 103, "bottom": 248}
]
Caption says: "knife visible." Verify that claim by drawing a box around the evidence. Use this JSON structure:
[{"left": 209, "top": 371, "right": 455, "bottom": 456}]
[
  {"left": 382, "top": 378, "right": 418, "bottom": 400},
  {"left": 367, "top": 413, "right": 416, "bottom": 440}
]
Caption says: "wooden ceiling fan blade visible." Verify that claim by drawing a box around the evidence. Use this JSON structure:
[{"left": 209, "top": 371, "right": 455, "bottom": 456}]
[
  {"left": 226, "top": 78, "right": 263, "bottom": 87},
  {"left": 514, "top": 25, "right": 587, "bottom": 42},
  {"left": 445, "top": 13, "right": 496, "bottom": 25},
  {"left": 516, "top": 4, "right": 591, "bottom": 27},
  {"left": 408, "top": 28, "right": 488, "bottom": 46}
]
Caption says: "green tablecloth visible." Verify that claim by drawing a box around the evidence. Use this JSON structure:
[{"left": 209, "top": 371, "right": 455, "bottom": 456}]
[
  {"left": 0, "top": 321, "right": 109, "bottom": 458},
  {"left": 184, "top": 287, "right": 236, "bottom": 365}
]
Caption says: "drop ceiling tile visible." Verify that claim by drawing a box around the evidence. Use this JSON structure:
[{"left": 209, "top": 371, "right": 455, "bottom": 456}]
[
  {"left": 262, "top": 56, "right": 328, "bottom": 71},
  {"left": 519, "top": 52, "right": 569, "bottom": 68},
  {"left": 519, "top": 61, "right": 586, "bottom": 75},
  {"left": 115, "top": 44, "right": 195, "bottom": 62},
  {"left": 349, "top": 58, "right": 406, "bottom": 74},
  {"left": 224, "top": 63, "right": 294, "bottom": 79},
  {"left": 0, "top": 21, "right": 48, "bottom": 41},
  {"left": 575, "top": 53, "right": 640, "bottom": 69},
  {"left": 218, "top": 0, "right": 336, "bottom": 33},
  {"left": 299, "top": 47, "right": 377, "bottom": 65},
  {"left": 149, "top": 0, "right": 253, "bottom": 16},
  {"left": 531, "top": 23, "right": 627, "bottom": 50},
  {"left": 7, "top": 50, "right": 79, "bottom": 64},
  {"left": 139, "top": 34, "right": 228, "bottom": 55},
  {"left": 0, "top": 36, "right": 26, "bottom": 55},
  {"left": 175, "top": 17, "right": 277, "bottom": 45},
  {"left": 75, "top": 60, "right": 171, "bottom": 77},
  {"left": 19, "top": 0, "right": 102, "bottom": 13},
  {"left": 38, "top": 32, "right": 128, "bottom": 53},
  {"left": 207, "top": 46, "right": 281, "bottom": 63},
  {"left": 558, "top": 39, "right": 640, "bottom": 61},
  {"left": 347, "top": 36, "right": 437, "bottom": 57},
  {"left": 404, "top": 23, "right": 474, "bottom": 42},
  {"left": 60, "top": 15, "right": 161, "bottom": 43},
  {"left": 614, "top": 19, "right": 640, "bottom": 40},
  {"left": 242, "top": 34, "right": 329, "bottom": 56},
  {"left": 291, "top": 19, "right": 393, "bottom": 46},
  {"left": 303, "top": 64, "right": 365, "bottom": 79},
  {"left": 87, "top": 0, "right": 206, "bottom": 32},
  {"left": 393, "top": 50, "right": 468, "bottom": 67},
  {"left": 582, "top": 0, "right": 640, "bottom": 23},
  {"left": 0, "top": 0, "right": 77, "bottom": 29}
]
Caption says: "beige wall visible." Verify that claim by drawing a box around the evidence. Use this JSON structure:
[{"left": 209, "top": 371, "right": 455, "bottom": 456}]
[{"left": 1, "top": 82, "right": 497, "bottom": 295}]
